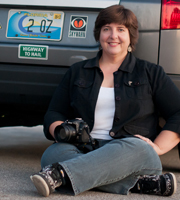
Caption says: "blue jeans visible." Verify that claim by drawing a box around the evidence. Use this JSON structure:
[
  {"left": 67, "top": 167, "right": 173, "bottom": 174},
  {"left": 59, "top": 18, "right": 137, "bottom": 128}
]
[{"left": 41, "top": 137, "right": 162, "bottom": 195}]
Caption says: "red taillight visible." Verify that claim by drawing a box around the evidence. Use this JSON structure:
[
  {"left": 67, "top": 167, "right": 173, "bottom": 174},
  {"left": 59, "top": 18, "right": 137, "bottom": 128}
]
[{"left": 161, "top": 0, "right": 180, "bottom": 29}]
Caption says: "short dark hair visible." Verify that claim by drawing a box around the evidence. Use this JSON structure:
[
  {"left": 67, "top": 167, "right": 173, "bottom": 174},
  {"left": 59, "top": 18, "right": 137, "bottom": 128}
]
[{"left": 94, "top": 5, "right": 139, "bottom": 51}]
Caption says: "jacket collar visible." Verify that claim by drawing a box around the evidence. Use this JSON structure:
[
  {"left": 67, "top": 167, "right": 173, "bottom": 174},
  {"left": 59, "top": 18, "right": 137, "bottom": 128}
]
[{"left": 84, "top": 50, "right": 136, "bottom": 73}]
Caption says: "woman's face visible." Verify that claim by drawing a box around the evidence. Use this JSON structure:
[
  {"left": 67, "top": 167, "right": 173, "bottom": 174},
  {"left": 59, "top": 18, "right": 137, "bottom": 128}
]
[{"left": 99, "top": 23, "right": 130, "bottom": 57}]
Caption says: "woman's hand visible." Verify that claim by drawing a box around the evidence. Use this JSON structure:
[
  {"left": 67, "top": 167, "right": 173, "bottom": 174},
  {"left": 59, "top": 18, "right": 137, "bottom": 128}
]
[
  {"left": 135, "top": 135, "right": 162, "bottom": 155},
  {"left": 49, "top": 121, "right": 64, "bottom": 139},
  {"left": 135, "top": 130, "right": 180, "bottom": 156}
]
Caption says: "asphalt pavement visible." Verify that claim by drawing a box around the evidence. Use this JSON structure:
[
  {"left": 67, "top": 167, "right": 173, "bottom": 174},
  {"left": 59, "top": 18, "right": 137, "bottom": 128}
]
[{"left": 0, "top": 125, "right": 180, "bottom": 200}]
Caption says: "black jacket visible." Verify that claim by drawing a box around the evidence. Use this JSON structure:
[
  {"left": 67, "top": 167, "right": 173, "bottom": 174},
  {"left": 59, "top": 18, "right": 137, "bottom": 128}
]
[{"left": 44, "top": 51, "right": 180, "bottom": 143}]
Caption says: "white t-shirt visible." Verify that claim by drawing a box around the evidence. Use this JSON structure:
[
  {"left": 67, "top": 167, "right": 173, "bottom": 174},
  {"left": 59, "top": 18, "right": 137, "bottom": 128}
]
[{"left": 90, "top": 87, "right": 115, "bottom": 140}]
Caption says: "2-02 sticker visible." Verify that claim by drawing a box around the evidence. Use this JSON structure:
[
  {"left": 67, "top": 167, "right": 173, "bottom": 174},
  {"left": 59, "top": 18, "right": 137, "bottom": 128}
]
[{"left": 68, "top": 16, "right": 88, "bottom": 38}]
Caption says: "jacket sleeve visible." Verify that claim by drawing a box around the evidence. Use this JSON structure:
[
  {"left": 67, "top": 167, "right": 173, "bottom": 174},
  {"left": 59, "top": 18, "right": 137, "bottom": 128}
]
[
  {"left": 43, "top": 68, "right": 73, "bottom": 140},
  {"left": 149, "top": 64, "right": 180, "bottom": 134}
]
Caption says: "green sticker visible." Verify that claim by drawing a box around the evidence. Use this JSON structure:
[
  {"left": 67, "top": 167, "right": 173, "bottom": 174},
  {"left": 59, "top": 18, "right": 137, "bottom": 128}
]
[{"left": 19, "top": 44, "right": 48, "bottom": 60}]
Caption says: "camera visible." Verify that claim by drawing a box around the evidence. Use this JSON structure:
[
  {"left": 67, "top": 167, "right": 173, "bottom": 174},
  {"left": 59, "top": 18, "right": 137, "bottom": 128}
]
[{"left": 54, "top": 118, "right": 91, "bottom": 143}]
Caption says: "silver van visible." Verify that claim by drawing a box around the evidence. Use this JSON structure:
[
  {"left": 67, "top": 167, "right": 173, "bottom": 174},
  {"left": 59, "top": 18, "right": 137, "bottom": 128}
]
[{"left": 0, "top": 0, "right": 179, "bottom": 126}]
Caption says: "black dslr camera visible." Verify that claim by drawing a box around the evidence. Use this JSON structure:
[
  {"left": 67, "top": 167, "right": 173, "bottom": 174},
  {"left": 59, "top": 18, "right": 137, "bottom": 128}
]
[{"left": 54, "top": 118, "right": 91, "bottom": 144}]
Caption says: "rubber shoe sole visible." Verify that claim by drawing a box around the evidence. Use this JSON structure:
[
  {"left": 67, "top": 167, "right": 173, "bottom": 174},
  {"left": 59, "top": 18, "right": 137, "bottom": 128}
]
[
  {"left": 30, "top": 175, "right": 50, "bottom": 197},
  {"left": 167, "top": 172, "right": 177, "bottom": 196}
]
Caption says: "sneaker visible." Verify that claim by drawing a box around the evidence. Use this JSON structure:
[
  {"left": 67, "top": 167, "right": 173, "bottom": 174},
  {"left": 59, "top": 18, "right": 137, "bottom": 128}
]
[
  {"left": 30, "top": 163, "right": 64, "bottom": 197},
  {"left": 131, "top": 172, "right": 177, "bottom": 196}
]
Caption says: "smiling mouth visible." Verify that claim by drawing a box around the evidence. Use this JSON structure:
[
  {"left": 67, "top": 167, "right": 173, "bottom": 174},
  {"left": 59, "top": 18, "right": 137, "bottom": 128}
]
[{"left": 108, "top": 42, "right": 119, "bottom": 46}]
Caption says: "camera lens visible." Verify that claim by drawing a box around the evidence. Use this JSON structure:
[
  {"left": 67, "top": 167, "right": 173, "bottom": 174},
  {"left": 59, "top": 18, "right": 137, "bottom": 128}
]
[
  {"left": 59, "top": 128, "right": 67, "bottom": 140},
  {"left": 59, "top": 125, "right": 75, "bottom": 141},
  {"left": 54, "top": 124, "right": 76, "bottom": 142}
]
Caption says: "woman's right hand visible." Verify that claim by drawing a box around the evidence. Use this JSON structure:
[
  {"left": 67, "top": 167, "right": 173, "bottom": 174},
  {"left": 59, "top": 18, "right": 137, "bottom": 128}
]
[{"left": 49, "top": 121, "right": 64, "bottom": 139}]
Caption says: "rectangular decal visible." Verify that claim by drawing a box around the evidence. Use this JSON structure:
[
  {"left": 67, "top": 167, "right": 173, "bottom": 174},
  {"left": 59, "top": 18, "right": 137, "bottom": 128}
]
[
  {"left": 18, "top": 44, "right": 48, "bottom": 60},
  {"left": 68, "top": 15, "right": 88, "bottom": 38}
]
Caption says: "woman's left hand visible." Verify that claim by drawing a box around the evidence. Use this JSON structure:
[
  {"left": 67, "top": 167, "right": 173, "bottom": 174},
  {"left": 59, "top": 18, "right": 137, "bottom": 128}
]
[
  {"left": 135, "top": 130, "right": 180, "bottom": 156},
  {"left": 135, "top": 135, "right": 162, "bottom": 155}
]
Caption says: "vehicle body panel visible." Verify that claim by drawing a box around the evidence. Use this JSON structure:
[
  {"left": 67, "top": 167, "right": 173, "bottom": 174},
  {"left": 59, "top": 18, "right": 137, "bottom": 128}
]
[
  {"left": 159, "top": 30, "right": 180, "bottom": 74},
  {"left": 0, "top": 0, "right": 180, "bottom": 126},
  {"left": 0, "top": 0, "right": 120, "bottom": 8}
]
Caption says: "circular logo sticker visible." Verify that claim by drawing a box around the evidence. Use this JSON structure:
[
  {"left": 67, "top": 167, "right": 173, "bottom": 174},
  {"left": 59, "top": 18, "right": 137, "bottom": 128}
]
[{"left": 71, "top": 18, "right": 86, "bottom": 29}]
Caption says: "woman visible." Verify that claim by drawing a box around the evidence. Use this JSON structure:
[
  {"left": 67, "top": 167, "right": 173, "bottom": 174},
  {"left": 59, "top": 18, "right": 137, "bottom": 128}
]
[{"left": 30, "top": 5, "right": 180, "bottom": 197}]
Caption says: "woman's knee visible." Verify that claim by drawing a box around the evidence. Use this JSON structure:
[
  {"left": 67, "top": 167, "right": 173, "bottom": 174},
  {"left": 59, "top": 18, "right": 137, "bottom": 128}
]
[
  {"left": 128, "top": 137, "right": 162, "bottom": 169},
  {"left": 111, "top": 137, "right": 162, "bottom": 169},
  {"left": 41, "top": 142, "right": 82, "bottom": 168}
]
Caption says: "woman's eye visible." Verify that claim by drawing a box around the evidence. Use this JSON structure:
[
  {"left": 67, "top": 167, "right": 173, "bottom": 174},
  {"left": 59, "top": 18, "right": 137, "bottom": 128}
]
[
  {"left": 118, "top": 28, "right": 124, "bottom": 32},
  {"left": 103, "top": 28, "right": 109, "bottom": 31}
]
